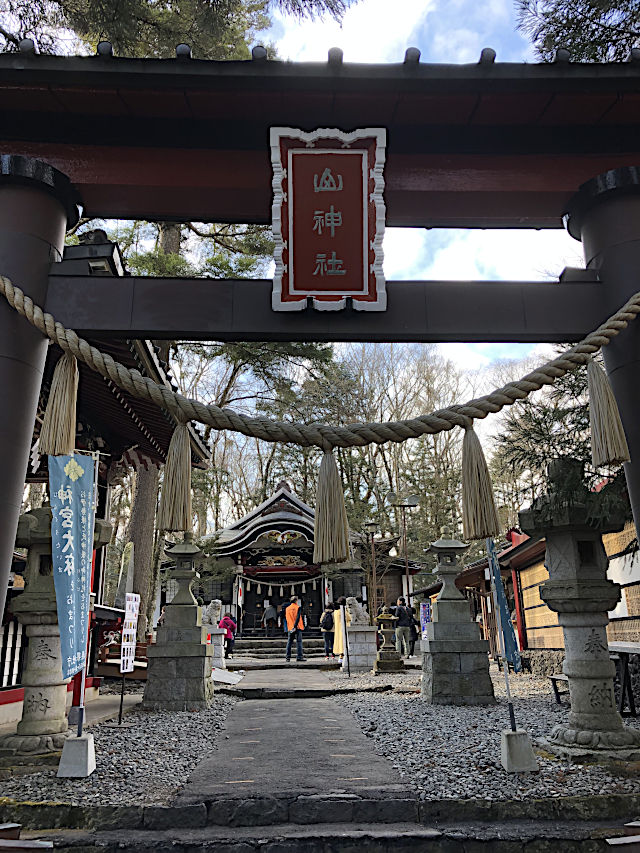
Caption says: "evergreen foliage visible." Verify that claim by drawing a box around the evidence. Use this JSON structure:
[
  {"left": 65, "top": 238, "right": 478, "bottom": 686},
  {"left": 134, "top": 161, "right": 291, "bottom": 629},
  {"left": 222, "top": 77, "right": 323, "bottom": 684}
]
[
  {"left": 517, "top": 0, "right": 640, "bottom": 61},
  {"left": 491, "top": 351, "right": 630, "bottom": 514},
  {"left": 0, "top": 0, "right": 353, "bottom": 56}
]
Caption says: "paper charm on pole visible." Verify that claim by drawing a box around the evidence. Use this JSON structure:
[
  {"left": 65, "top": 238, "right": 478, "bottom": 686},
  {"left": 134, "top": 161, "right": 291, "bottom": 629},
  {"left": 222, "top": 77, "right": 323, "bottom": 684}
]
[{"left": 270, "top": 127, "right": 387, "bottom": 311}]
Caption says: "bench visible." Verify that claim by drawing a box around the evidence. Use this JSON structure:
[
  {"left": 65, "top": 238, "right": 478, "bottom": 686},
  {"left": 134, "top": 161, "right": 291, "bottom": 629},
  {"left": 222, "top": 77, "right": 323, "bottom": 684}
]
[
  {"left": 496, "top": 654, "right": 532, "bottom": 674},
  {"left": 549, "top": 673, "right": 569, "bottom": 704}
]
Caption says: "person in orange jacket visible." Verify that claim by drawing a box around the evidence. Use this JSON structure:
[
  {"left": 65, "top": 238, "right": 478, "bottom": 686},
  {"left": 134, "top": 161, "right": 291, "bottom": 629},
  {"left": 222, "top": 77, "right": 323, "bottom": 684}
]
[{"left": 284, "top": 595, "right": 306, "bottom": 662}]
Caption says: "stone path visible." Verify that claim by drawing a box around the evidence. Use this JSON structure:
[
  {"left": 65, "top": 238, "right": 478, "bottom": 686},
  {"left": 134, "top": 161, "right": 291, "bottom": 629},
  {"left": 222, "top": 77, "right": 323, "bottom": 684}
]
[
  {"left": 177, "top": 670, "right": 411, "bottom": 805},
  {"left": 225, "top": 667, "right": 337, "bottom": 698}
]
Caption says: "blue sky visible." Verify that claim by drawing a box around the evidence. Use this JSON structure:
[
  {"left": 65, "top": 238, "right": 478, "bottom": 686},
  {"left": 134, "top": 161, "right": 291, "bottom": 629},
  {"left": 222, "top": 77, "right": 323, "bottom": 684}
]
[{"left": 263, "top": 0, "right": 582, "bottom": 368}]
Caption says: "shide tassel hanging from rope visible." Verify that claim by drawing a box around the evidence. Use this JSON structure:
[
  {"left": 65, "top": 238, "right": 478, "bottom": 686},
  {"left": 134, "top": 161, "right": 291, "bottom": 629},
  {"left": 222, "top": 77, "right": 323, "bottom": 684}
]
[
  {"left": 587, "top": 357, "right": 631, "bottom": 467},
  {"left": 313, "top": 449, "right": 350, "bottom": 564},
  {"left": 39, "top": 352, "right": 79, "bottom": 456},
  {"left": 157, "top": 420, "right": 192, "bottom": 532},
  {"left": 461, "top": 426, "right": 501, "bottom": 541}
]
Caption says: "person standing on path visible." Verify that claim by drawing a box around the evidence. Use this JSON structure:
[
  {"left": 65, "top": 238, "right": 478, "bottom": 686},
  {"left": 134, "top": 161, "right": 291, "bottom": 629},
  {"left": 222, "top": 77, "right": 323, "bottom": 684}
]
[
  {"left": 408, "top": 605, "right": 419, "bottom": 657},
  {"left": 285, "top": 595, "right": 306, "bottom": 662},
  {"left": 320, "top": 602, "right": 336, "bottom": 659},
  {"left": 393, "top": 597, "right": 412, "bottom": 658},
  {"left": 333, "top": 596, "right": 350, "bottom": 660},
  {"left": 262, "top": 601, "right": 277, "bottom": 637},
  {"left": 219, "top": 612, "right": 237, "bottom": 659}
]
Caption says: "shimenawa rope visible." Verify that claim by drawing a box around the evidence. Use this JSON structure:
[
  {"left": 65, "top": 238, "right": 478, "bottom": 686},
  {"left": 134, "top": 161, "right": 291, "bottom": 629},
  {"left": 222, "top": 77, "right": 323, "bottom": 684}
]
[{"left": 1, "top": 274, "right": 638, "bottom": 451}]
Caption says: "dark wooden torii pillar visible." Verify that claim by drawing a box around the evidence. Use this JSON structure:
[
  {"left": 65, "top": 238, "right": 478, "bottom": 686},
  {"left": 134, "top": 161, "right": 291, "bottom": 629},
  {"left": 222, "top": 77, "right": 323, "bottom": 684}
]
[
  {"left": 0, "top": 156, "right": 77, "bottom": 618},
  {"left": 566, "top": 168, "right": 640, "bottom": 539}
]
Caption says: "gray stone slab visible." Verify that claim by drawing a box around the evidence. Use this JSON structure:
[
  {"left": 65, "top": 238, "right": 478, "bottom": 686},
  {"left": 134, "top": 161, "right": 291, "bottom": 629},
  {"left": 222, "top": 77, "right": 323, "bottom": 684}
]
[{"left": 176, "top": 680, "right": 413, "bottom": 804}]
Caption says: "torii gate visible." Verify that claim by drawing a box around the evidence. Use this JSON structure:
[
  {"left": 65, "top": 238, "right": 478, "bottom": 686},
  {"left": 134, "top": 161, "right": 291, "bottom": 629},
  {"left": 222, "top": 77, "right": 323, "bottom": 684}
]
[{"left": 2, "top": 48, "right": 640, "bottom": 617}]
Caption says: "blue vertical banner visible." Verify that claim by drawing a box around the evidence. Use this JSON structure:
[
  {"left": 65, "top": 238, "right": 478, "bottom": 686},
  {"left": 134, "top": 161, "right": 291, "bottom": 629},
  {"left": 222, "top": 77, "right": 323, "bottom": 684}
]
[
  {"left": 420, "top": 601, "right": 431, "bottom": 639},
  {"left": 49, "top": 454, "right": 96, "bottom": 680},
  {"left": 486, "top": 537, "right": 522, "bottom": 673}
]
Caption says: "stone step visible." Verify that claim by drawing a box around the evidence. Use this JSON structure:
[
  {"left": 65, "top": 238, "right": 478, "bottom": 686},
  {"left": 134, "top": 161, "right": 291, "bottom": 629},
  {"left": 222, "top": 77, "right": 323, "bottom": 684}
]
[{"left": 22, "top": 820, "right": 624, "bottom": 852}]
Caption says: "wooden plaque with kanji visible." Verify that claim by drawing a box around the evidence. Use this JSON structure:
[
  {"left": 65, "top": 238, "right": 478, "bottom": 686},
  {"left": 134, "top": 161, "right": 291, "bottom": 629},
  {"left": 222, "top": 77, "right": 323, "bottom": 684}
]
[{"left": 270, "top": 127, "right": 387, "bottom": 311}]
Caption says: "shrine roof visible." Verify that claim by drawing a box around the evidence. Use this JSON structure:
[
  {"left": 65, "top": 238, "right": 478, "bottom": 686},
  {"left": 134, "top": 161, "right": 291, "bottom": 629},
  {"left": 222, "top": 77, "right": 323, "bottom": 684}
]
[
  {"left": 212, "top": 484, "right": 316, "bottom": 555},
  {"left": 2, "top": 51, "right": 640, "bottom": 226}
]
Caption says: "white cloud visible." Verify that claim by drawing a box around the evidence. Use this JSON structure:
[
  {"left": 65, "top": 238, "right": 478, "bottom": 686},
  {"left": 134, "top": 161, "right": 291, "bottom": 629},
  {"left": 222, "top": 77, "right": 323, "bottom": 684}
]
[
  {"left": 268, "top": 0, "right": 433, "bottom": 63},
  {"left": 384, "top": 228, "right": 583, "bottom": 282}
]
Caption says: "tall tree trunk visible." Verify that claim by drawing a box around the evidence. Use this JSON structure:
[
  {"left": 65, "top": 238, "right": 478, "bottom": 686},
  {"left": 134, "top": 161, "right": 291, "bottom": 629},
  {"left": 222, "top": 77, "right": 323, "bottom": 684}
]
[
  {"left": 158, "top": 222, "right": 181, "bottom": 255},
  {"left": 128, "top": 463, "right": 159, "bottom": 640}
]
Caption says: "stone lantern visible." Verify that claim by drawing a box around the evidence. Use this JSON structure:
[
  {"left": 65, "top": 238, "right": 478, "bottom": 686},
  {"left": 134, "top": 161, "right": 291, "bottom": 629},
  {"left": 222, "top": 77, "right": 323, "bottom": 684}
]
[
  {"left": 1, "top": 505, "right": 111, "bottom": 754},
  {"left": 421, "top": 529, "right": 495, "bottom": 705},
  {"left": 142, "top": 533, "right": 214, "bottom": 711},
  {"left": 519, "top": 458, "right": 640, "bottom": 759},
  {"left": 373, "top": 607, "right": 404, "bottom": 673}
]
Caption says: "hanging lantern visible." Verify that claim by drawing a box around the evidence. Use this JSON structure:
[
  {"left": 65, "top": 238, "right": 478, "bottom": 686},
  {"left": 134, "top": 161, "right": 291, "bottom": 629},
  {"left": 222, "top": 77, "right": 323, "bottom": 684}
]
[
  {"left": 279, "top": 585, "right": 284, "bottom": 596},
  {"left": 268, "top": 585, "right": 273, "bottom": 596},
  {"left": 302, "top": 582, "right": 306, "bottom": 593},
  {"left": 246, "top": 579, "right": 251, "bottom": 591},
  {"left": 257, "top": 583, "right": 262, "bottom": 594},
  {"left": 312, "top": 579, "right": 317, "bottom": 591},
  {"left": 290, "top": 584, "right": 295, "bottom": 596}
]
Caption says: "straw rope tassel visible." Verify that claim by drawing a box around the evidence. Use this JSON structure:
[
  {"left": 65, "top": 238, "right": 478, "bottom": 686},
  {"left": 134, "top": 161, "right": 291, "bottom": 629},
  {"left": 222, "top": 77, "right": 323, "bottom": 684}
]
[
  {"left": 157, "top": 420, "right": 192, "bottom": 532},
  {"left": 313, "top": 449, "right": 350, "bottom": 564},
  {"left": 462, "top": 426, "right": 501, "bottom": 540},
  {"left": 587, "top": 357, "right": 631, "bottom": 467},
  {"left": 39, "top": 352, "right": 79, "bottom": 456}
]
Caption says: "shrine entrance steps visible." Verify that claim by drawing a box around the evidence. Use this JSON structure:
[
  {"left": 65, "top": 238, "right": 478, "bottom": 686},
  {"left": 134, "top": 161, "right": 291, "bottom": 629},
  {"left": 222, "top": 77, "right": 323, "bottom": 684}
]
[{"left": 231, "top": 636, "right": 327, "bottom": 660}]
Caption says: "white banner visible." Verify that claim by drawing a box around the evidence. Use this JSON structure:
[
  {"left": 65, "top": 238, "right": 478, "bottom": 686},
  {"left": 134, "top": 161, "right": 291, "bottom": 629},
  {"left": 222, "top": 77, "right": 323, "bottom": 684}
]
[{"left": 121, "top": 592, "right": 140, "bottom": 674}]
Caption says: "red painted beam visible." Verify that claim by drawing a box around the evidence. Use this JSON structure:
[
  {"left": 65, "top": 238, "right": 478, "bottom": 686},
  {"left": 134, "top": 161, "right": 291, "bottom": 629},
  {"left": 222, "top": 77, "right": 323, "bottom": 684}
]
[{"left": 3, "top": 140, "right": 640, "bottom": 226}]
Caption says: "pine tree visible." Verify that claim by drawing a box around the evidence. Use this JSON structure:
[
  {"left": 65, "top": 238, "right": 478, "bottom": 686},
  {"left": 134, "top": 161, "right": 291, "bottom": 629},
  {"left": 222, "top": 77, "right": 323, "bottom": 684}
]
[
  {"left": 517, "top": 0, "right": 640, "bottom": 62},
  {"left": 0, "top": 0, "right": 352, "bottom": 56}
]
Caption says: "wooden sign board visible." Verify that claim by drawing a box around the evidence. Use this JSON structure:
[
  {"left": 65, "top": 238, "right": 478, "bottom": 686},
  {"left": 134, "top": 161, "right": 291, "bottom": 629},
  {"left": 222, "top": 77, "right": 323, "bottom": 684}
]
[{"left": 270, "top": 127, "right": 387, "bottom": 311}]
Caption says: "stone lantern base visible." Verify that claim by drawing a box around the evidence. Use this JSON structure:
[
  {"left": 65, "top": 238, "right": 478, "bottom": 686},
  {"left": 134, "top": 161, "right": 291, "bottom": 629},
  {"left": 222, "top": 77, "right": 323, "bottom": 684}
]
[
  {"left": 421, "top": 600, "right": 495, "bottom": 706},
  {"left": 142, "top": 601, "right": 214, "bottom": 712},
  {"left": 342, "top": 624, "right": 377, "bottom": 672}
]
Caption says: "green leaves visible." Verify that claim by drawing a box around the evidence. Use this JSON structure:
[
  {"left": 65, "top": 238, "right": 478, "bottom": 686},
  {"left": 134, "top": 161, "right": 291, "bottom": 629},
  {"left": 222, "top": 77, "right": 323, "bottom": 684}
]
[{"left": 517, "top": 0, "right": 640, "bottom": 62}]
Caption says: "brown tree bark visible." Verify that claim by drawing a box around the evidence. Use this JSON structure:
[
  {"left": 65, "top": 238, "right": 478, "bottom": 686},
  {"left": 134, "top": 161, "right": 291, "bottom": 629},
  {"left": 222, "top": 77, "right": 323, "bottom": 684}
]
[
  {"left": 158, "top": 222, "right": 181, "bottom": 255},
  {"left": 127, "top": 463, "right": 159, "bottom": 640}
]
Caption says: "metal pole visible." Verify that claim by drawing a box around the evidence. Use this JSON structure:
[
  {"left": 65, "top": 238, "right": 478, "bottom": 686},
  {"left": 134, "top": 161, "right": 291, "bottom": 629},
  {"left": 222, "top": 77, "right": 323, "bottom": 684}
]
[
  {"left": 402, "top": 507, "right": 409, "bottom": 599},
  {"left": 118, "top": 672, "right": 126, "bottom": 726},
  {"left": 77, "top": 452, "right": 100, "bottom": 739},
  {"left": 487, "top": 538, "right": 516, "bottom": 733},
  {"left": 370, "top": 532, "right": 377, "bottom": 615}
]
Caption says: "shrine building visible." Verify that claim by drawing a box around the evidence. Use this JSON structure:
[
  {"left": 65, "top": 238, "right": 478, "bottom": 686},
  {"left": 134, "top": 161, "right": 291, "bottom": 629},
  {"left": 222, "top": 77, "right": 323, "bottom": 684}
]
[{"left": 160, "top": 482, "right": 423, "bottom": 635}]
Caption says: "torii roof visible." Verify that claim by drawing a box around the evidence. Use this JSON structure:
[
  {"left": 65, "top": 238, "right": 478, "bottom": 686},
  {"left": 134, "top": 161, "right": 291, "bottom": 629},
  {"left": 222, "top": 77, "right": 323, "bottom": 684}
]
[{"left": 2, "top": 51, "right": 640, "bottom": 227}]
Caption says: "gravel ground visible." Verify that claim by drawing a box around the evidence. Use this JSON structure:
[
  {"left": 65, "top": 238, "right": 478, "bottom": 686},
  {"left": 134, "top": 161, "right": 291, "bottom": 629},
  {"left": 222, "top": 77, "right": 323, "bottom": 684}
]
[
  {"left": 98, "top": 678, "right": 145, "bottom": 696},
  {"left": 2, "top": 695, "right": 237, "bottom": 806},
  {"left": 332, "top": 665, "right": 640, "bottom": 801}
]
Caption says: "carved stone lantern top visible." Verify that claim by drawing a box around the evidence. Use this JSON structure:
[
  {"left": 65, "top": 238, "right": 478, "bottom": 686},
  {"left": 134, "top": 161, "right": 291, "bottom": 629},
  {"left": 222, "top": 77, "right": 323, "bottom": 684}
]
[
  {"left": 519, "top": 457, "right": 626, "bottom": 537},
  {"left": 165, "top": 531, "right": 203, "bottom": 565},
  {"left": 425, "top": 527, "right": 469, "bottom": 601},
  {"left": 165, "top": 532, "right": 202, "bottom": 606}
]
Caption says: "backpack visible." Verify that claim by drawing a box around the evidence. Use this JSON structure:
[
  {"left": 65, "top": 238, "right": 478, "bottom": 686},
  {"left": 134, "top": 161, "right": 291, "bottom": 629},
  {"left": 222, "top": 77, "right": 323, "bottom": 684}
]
[{"left": 320, "top": 610, "right": 334, "bottom": 631}]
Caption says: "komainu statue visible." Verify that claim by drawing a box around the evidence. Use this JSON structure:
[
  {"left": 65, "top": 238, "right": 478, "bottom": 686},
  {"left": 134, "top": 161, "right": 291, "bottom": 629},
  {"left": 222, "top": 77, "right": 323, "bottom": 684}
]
[
  {"left": 202, "top": 598, "right": 222, "bottom": 626},
  {"left": 346, "top": 596, "right": 370, "bottom": 625}
]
